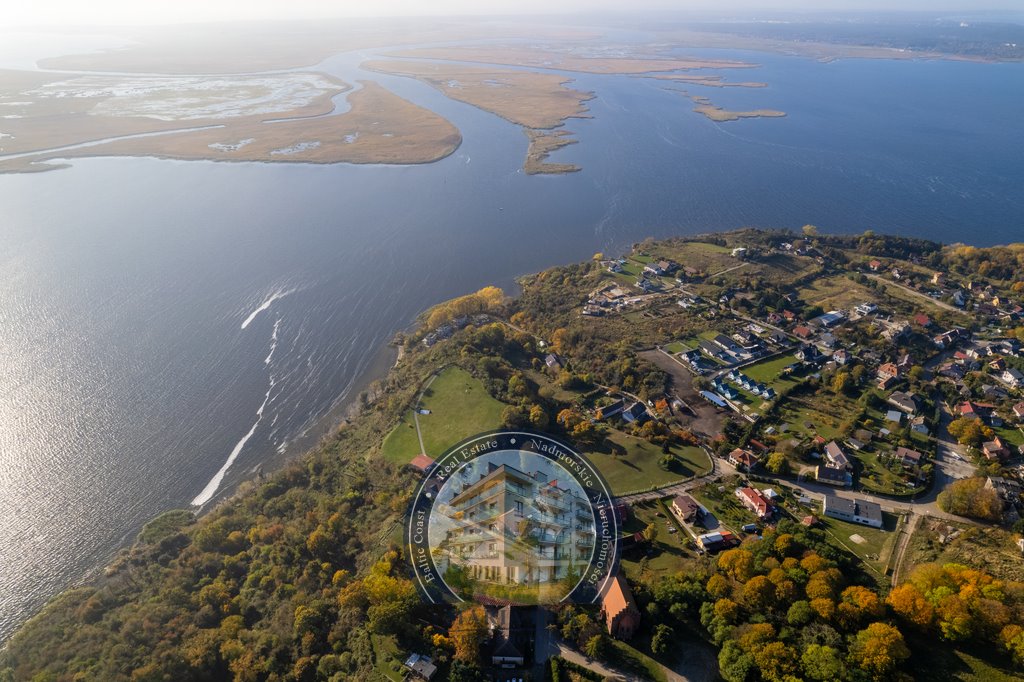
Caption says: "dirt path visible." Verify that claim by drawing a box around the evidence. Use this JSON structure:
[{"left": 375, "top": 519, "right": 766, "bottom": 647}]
[
  {"left": 411, "top": 373, "right": 439, "bottom": 455},
  {"left": 890, "top": 512, "right": 921, "bottom": 585},
  {"left": 866, "top": 273, "right": 960, "bottom": 313},
  {"left": 639, "top": 349, "right": 725, "bottom": 438}
]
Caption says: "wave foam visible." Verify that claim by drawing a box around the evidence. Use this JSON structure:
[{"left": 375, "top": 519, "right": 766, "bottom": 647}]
[{"left": 241, "top": 289, "right": 293, "bottom": 330}]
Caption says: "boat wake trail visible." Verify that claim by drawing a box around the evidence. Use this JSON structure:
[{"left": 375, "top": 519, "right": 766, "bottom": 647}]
[
  {"left": 192, "top": 317, "right": 282, "bottom": 508},
  {"left": 241, "top": 289, "right": 295, "bottom": 330},
  {"left": 265, "top": 319, "right": 280, "bottom": 364}
]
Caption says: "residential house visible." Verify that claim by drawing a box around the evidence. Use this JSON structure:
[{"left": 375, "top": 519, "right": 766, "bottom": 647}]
[
  {"left": 488, "top": 605, "right": 531, "bottom": 666},
  {"left": 910, "top": 416, "right": 930, "bottom": 435},
  {"left": 833, "top": 349, "right": 849, "bottom": 366},
  {"left": 888, "top": 391, "right": 920, "bottom": 414},
  {"left": 622, "top": 402, "right": 650, "bottom": 424},
  {"left": 644, "top": 259, "right": 678, "bottom": 277},
  {"left": 816, "top": 465, "right": 852, "bottom": 487},
  {"left": 1002, "top": 368, "right": 1024, "bottom": 389},
  {"left": 878, "top": 363, "right": 900, "bottom": 382},
  {"left": 855, "top": 302, "right": 878, "bottom": 316},
  {"left": 736, "top": 487, "right": 773, "bottom": 519},
  {"left": 824, "top": 441, "right": 850, "bottom": 469},
  {"left": 983, "top": 437, "right": 1011, "bottom": 461},
  {"left": 404, "top": 654, "right": 438, "bottom": 681},
  {"left": 894, "top": 447, "right": 923, "bottom": 468},
  {"left": 932, "top": 272, "right": 945, "bottom": 285},
  {"left": 544, "top": 353, "right": 563, "bottom": 371},
  {"left": 596, "top": 399, "right": 625, "bottom": 420},
  {"left": 1013, "top": 402, "right": 1024, "bottom": 421},
  {"left": 986, "top": 477, "right": 1023, "bottom": 505},
  {"left": 793, "top": 325, "right": 814, "bottom": 340},
  {"left": 886, "top": 410, "right": 903, "bottom": 424},
  {"left": 811, "top": 311, "right": 845, "bottom": 327},
  {"left": 869, "top": 259, "right": 882, "bottom": 271},
  {"left": 408, "top": 454, "right": 436, "bottom": 474},
  {"left": 600, "top": 574, "right": 641, "bottom": 640},
  {"left": 728, "top": 448, "right": 760, "bottom": 471},
  {"left": 671, "top": 494, "right": 703, "bottom": 523},
  {"left": 913, "top": 313, "right": 932, "bottom": 328},
  {"left": 696, "top": 531, "right": 737, "bottom": 553},
  {"left": 822, "top": 494, "right": 883, "bottom": 528}
]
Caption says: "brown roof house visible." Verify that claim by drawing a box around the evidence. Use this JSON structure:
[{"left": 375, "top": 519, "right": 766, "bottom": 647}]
[
  {"left": 728, "top": 448, "right": 760, "bottom": 471},
  {"left": 601, "top": 574, "right": 641, "bottom": 640},
  {"left": 671, "top": 494, "right": 703, "bottom": 523}
]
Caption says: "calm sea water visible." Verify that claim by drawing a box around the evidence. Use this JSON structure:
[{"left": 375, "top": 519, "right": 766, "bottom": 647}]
[{"left": 0, "top": 41, "right": 1022, "bottom": 640}]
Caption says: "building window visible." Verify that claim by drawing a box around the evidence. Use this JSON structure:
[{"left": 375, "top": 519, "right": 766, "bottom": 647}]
[{"left": 514, "top": 500, "right": 523, "bottom": 517}]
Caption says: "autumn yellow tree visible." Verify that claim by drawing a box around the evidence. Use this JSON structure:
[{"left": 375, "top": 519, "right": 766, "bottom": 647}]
[
  {"left": 850, "top": 622, "right": 910, "bottom": 680},
  {"left": 451, "top": 605, "right": 489, "bottom": 665},
  {"left": 886, "top": 583, "right": 934, "bottom": 629},
  {"left": 718, "top": 549, "right": 756, "bottom": 582}
]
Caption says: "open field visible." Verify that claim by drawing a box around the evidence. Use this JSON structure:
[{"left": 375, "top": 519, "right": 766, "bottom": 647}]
[
  {"left": 383, "top": 45, "right": 758, "bottom": 74},
  {"left": 619, "top": 500, "right": 694, "bottom": 583},
  {"left": 798, "top": 274, "right": 878, "bottom": 311},
  {"left": 903, "top": 517, "right": 1024, "bottom": 582},
  {"left": 587, "top": 429, "right": 710, "bottom": 494},
  {"left": 816, "top": 511, "right": 899, "bottom": 576},
  {"left": 1, "top": 80, "right": 462, "bottom": 173},
  {"left": 743, "top": 354, "right": 799, "bottom": 389},
  {"left": 775, "top": 394, "right": 857, "bottom": 441},
  {"left": 379, "top": 367, "right": 504, "bottom": 463}
]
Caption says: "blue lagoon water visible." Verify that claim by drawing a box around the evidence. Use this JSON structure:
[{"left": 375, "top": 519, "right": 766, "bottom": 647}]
[{"left": 0, "top": 44, "right": 1021, "bottom": 639}]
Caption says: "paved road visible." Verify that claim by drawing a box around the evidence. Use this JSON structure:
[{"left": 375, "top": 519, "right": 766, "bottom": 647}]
[
  {"left": 866, "top": 273, "right": 960, "bottom": 313},
  {"left": 551, "top": 640, "right": 718, "bottom": 682}
]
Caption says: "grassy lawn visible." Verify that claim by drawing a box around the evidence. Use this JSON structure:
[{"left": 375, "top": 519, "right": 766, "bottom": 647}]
[
  {"left": 380, "top": 367, "right": 505, "bottom": 464},
  {"left": 610, "top": 640, "right": 669, "bottom": 682},
  {"left": 905, "top": 517, "right": 1024, "bottom": 582},
  {"left": 995, "top": 424, "right": 1024, "bottom": 447},
  {"left": 798, "top": 274, "right": 878, "bottom": 312},
  {"left": 587, "top": 430, "right": 710, "bottom": 495},
  {"left": 690, "top": 478, "right": 755, "bottom": 533},
  {"left": 816, "top": 511, "right": 899, "bottom": 576},
  {"left": 742, "top": 354, "right": 802, "bottom": 395},
  {"left": 855, "top": 450, "right": 924, "bottom": 496},
  {"left": 776, "top": 400, "right": 845, "bottom": 441},
  {"left": 619, "top": 500, "right": 694, "bottom": 583},
  {"left": 908, "top": 636, "right": 1022, "bottom": 682},
  {"left": 663, "top": 341, "right": 688, "bottom": 354},
  {"left": 371, "top": 634, "right": 405, "bottom": 681}
]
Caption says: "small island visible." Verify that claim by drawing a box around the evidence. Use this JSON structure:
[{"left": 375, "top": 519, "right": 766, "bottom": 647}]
[{"left": 365, "top": 59, "right": 593, "bottom": 175}]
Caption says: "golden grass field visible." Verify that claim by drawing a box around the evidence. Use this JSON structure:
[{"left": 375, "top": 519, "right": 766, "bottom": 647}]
[
  {"left": 0, "top": 80, "right": 461, "bottom": 172},
  {"left": 363, "top": 60, "right": 593, "bottom": 130},
  {"left": 523, "top": 129, "right": 579, "bottom": 175}
]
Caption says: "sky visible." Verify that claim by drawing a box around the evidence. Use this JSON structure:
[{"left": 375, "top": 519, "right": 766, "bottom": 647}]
[{"left": 1, "top": 0, "right": 1020, "bottom": 28}]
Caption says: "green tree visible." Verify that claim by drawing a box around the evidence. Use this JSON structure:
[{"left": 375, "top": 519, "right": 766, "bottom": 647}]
[
  {"left": 718, "top": 640, "right": 754, "bottom": 682},
  {"left": 651, "top": 623, "right": 674, "bottom": 656},
  {"left": 801, "top": 643, "right": 845, "bottom": 681}
]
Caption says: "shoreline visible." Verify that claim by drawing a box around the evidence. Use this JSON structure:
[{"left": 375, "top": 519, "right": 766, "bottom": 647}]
[{"left": 0, "top": 337, "right": 400, "bottom": 647}]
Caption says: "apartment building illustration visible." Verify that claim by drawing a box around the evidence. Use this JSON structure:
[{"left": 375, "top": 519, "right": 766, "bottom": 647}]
[{"left": 438, "top": 461, "right": 595, "bottom": 586}]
